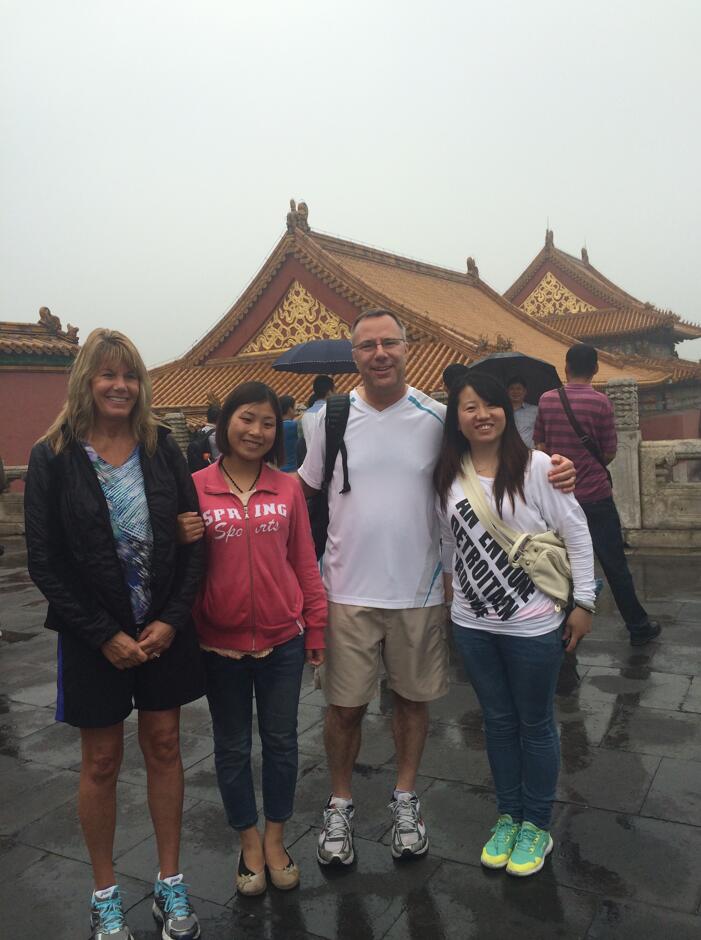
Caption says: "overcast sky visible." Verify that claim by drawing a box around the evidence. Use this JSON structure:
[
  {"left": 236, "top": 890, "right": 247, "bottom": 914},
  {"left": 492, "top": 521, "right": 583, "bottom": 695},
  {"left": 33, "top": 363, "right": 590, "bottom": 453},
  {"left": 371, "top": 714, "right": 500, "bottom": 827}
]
[{"left": 2, "top": 0, "right": 700, "bottom": 367}]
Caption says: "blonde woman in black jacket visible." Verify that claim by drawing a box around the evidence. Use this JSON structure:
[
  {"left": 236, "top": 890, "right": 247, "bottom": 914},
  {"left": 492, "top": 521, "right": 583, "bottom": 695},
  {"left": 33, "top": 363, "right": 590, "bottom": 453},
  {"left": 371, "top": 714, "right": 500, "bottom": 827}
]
[{"left": 24, "top": 328, "right": 204, "bottom": 940}]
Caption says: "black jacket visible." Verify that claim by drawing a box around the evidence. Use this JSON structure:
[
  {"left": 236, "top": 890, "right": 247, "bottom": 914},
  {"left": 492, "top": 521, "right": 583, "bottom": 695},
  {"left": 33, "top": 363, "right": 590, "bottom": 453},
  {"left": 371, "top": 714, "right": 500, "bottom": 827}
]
[{"left": 24, "top": 427, "right": 203, "bottom": 651}]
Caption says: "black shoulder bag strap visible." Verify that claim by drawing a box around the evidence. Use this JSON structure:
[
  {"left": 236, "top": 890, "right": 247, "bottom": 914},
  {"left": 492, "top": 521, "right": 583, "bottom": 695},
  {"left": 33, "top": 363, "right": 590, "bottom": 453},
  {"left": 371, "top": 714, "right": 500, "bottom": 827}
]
[
  {"left": 322, "top": 393, "right": 351, "bottom": 494},
  {"left": 557, "top": 386, "right": 612, "bottom": 486}
]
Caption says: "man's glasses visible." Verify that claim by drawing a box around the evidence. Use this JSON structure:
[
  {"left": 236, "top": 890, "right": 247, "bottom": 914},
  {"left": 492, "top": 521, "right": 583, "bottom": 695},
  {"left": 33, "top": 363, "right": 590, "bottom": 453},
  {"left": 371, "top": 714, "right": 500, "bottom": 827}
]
[{"left": 351, "top": 338, "right": 405, "bottom": 353}]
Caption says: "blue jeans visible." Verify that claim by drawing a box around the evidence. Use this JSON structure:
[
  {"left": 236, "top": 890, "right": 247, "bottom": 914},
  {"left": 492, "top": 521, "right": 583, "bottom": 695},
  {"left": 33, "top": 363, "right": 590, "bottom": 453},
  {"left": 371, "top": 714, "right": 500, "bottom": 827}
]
[
  {"left": 204, "top": 634, "right": 305, "bottom": 830},
  {"left": 452, "top": 623, "right": 564, "bottom": 830},
  {"left": 580, "top": 496, "right": 649, "bottom": 633}
]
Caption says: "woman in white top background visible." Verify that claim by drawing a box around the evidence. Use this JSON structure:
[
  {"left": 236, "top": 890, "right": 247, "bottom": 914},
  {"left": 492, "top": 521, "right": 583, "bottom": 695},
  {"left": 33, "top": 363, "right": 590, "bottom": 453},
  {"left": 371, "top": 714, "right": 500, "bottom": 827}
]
[{"left": 434, "top": 371, "right": 595, "bottom": 878}]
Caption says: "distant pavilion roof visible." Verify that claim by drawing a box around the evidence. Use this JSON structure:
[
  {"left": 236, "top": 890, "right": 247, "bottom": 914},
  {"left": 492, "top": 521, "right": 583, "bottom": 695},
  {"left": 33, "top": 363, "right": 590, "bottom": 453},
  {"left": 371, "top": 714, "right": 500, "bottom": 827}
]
[{"left": 504, "top": 231, "right": 701, "bottom": 344}]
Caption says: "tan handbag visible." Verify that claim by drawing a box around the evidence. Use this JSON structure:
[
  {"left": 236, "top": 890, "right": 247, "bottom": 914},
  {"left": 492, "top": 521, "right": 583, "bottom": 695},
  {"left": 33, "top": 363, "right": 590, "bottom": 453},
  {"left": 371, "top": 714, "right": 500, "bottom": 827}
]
[{"left": 458, "top": 456, "right": 572, "bottom": 610}]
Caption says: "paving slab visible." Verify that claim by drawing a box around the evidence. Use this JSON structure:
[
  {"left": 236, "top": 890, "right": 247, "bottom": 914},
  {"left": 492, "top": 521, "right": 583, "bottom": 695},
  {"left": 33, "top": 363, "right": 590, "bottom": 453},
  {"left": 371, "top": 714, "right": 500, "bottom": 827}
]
[
  {"left": 127, "top": 893, "right": 250, "bottom": 940},
  {"left": 2, "top": 546, "right": 700, "bottom": 938},
  {"left": 640, "top": 756, "right": 701, "bottom": 825},
  {"left": 116, "top": 799, "right": 310, "bottom": 907},
  {"left": 552, "top": 804, "right": 701, "bottom": 912},
  {"left": 586, "top": 898, "right": 701, "bottom": 939},
  {"left": 17, "top": 779, "right": 198, "bottom": 863},
  {"left": 183, "top": 749, "right": 323, "bottom": 806},
  {"left": 556, "top": 697, "right": 618, "bottom": 749},
  {"left": 230, "top": 827, "right": 443, "bottom": 940},
  {"left": 418, "top": 718, "right": 493, "bottom": 788},
  {"left": 384, "top": 857, "right": 598, "bottom": 940},
  {"left": 576, "top": 665, "right": 691, "bottom": 710},
  {"left": 681, "top": 675, "right": 701, "bottom": 713},
  {"left": 114, "top": 730, "right": 216, "bottom": 785},
  {"left": 0, "top": 851, "right": 152, "bottom": 937},
  {"left": 557, "top": 745, "right": 660, "bottom": 814},
  {"left": 298, "top": 712, "right": 397, "bottom": 768},
  {"left": 0, "top": 699, "right": 56, "bottom": 749},
  {"left": 602, "top": 705, "right": 701, "bottom": 761},
  {"left": 0, "top": 758, "right": 78, "bottom": 835}
]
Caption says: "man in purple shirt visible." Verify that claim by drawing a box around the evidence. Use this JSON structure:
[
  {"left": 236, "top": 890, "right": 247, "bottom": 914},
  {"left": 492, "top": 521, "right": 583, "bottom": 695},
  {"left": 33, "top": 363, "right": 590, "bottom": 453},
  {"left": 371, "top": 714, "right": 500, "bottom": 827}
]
[{"left": 534, "top": 344, "right": 661, "bottom": 646}]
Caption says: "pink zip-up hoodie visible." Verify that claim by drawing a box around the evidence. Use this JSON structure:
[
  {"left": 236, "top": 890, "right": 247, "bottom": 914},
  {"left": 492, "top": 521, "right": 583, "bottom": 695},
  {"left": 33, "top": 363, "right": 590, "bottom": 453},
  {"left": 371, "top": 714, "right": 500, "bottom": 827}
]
[{"left": 192, "top": 461, "right": 326, "bottom": 652}]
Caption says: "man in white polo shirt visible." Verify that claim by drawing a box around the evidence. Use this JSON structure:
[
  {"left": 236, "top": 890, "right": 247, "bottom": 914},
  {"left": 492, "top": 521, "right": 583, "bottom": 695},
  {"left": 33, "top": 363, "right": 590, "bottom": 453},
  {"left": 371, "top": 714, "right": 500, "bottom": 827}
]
[{"left": 298, "top": 309, "right": 574, "bottom": 868}]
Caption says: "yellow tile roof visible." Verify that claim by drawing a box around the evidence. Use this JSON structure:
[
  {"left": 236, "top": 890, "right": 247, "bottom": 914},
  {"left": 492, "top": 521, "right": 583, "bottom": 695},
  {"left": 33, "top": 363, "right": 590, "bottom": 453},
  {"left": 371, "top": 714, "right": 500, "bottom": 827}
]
[{"left": 150, "top": 226, "right": 672, "bottom": 421}]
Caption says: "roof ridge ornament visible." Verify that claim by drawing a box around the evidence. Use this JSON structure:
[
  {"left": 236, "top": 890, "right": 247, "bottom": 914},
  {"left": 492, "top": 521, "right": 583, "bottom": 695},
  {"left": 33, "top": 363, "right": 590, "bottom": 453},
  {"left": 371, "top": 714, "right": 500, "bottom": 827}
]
[
  {"left": 545, "top": 229, "right": 554, "bottom": 248},
  {"left": 466, "top": 257, "right": 479, "bottom": 277},
  {"left": 581, "top": 247, "right": 589, "bottom": 264},
  {"left": 38, "top": 306, "right": 62, "bottom": 334},
  {"left": 286, "top": 199, "right": 310, "bottom": 234}
]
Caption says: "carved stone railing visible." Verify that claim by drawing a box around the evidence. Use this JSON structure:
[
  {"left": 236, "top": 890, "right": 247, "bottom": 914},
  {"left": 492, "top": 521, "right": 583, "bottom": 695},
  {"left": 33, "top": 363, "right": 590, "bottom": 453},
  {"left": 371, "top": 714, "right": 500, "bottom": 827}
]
[
  {"left": 0, "top": 465, "right": 28, "bottom": 536},
  {"left": 606, "top": 379, "right": 641, "bottom": 529},
  {"left": 631, "top": 440, "right": 701, "bottom": 549}
]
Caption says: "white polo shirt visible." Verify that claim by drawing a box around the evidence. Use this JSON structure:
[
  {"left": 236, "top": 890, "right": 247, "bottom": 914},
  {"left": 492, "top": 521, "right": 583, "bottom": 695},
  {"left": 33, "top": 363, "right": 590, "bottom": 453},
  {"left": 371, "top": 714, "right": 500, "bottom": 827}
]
[{"left": 298, "top": 386, "right": 446, "bottom": 609}]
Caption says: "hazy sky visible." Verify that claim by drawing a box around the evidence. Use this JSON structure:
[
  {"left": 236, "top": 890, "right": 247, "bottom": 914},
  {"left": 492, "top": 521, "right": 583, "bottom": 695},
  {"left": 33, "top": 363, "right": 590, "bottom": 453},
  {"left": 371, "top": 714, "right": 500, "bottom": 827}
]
[{"left": 2, "top": 0, "right": 700, "bottom": 367}]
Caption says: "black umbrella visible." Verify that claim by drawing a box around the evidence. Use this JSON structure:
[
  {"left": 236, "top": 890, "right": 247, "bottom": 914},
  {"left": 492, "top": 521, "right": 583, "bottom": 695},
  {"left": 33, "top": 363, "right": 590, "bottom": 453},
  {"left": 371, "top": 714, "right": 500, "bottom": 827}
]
[
  {"left": 272, "top": 338, "right": 358, "bottom": 375},
  {"left": 468, "top": 352, "right": 562, "bottom": 404}
]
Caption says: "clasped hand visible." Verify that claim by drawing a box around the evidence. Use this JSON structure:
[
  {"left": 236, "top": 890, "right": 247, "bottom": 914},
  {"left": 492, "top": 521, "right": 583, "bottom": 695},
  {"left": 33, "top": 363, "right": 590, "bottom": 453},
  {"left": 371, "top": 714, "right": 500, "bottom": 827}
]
[{"left": 101, "top": 620, "right": 176, "bottom": 669}]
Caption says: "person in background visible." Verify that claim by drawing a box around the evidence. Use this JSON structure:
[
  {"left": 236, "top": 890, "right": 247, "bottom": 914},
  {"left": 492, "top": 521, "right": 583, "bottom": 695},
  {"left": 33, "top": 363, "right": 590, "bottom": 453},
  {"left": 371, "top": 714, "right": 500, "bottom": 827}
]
[
  {"left": 178, "top": 382, "right": 326, "bottom": 897},
  {"left": 24, "top": 328, "right": 204, "bottom": 940},
  {"left": 435, "top": 371, "right": 594, "bottom": 877},
  {"left": 301, "top": 375, "right": 335, "bottom": 447},
  {"left": 279, "top": 394, "right": 299, "bottom": 473},
  {"left": 186, "top": 403, "right": 221, "bottom": 473},
  {"left": 534, "top": 344, "right": 661, "bottom": 646},
  {"left": 506, "top": 375, "right": 539, "bottom": 448}
]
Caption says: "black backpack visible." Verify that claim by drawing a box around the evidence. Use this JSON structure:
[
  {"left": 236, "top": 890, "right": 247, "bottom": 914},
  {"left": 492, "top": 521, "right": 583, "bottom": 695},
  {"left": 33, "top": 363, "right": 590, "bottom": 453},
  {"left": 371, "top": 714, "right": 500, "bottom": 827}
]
[
  {"left": 308, "top": 394, "right": 351, "bottom": 558},
  {"left": 187, "top": 426, "right": 217, "bottom": 473}
]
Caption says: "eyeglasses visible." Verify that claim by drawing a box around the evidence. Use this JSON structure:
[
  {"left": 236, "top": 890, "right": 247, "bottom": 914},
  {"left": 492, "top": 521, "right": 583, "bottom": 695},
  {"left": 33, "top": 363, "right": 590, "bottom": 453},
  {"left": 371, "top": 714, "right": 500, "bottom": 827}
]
[{"left": 351, "top": 337, "right": 405, "bottom": 353}]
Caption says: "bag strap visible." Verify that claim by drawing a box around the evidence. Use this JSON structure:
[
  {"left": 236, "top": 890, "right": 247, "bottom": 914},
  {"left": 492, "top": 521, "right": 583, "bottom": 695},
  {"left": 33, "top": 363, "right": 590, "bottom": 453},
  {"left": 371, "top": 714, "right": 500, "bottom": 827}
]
[
  {"left": 457, "top": 455, "right": 520, "bottom": 555},
  {"left": 323, "top": 394, "right": 351, "bottom": 494},
  {"left": 557, "top": 387, "right": 613, "bottom": 484}
]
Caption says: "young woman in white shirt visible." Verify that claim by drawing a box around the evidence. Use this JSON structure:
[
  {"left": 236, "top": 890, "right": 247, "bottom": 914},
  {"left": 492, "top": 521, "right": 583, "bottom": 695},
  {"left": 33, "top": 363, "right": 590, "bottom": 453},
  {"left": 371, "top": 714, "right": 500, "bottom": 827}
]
[{"left": 434, "top": 371, "right": 595, "bottom": 878}]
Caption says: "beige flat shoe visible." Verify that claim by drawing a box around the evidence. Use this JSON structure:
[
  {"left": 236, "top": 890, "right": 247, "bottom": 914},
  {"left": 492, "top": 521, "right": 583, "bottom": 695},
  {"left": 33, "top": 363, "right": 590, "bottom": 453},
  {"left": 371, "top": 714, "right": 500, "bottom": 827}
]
[
  {"left": 236, "top": 851, "right": 267, "bottom": 896},
  {"left": 267, "top": 851, "right": 300, "bottom": 891}
]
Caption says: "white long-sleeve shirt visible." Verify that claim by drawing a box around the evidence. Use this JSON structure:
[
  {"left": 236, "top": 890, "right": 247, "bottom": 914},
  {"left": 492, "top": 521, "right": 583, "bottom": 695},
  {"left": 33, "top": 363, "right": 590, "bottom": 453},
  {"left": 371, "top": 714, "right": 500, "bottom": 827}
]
[{"left": 438, "top": 450, "right": 595, "bottom": 636}]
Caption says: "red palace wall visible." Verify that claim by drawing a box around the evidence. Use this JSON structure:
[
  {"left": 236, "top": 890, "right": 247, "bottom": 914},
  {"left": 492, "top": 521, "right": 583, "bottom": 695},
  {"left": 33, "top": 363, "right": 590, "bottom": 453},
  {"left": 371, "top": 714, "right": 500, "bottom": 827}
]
[
  {"left": 640, "top": 409, "right": 701, "bottom": 441},
  {"left": 0, "top": 370, "right": 70, "bottom": 473}
]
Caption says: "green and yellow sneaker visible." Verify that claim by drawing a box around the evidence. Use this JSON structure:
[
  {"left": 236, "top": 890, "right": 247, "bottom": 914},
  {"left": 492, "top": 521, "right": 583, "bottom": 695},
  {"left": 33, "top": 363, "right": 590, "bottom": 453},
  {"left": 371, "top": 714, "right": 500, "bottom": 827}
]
[
  {"left": 480, "top": 814, "right": 521, "bottom": 869},
  {"left": 506, "top": 821, "right": 553, "bottom": 877}
]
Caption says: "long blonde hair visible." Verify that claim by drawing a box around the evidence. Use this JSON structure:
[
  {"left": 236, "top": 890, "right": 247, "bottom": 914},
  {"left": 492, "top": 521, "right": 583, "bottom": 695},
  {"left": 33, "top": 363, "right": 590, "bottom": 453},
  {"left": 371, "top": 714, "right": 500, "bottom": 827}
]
[{"left": 42, "top": 328, "right": 161, "bottom": 455}]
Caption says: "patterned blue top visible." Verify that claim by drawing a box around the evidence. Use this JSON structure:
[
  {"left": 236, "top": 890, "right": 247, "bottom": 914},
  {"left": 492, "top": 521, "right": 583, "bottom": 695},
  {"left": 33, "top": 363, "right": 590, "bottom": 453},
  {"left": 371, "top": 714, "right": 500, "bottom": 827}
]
[{"left": 84, "top": 443, "right": 153, "bottom": 625}]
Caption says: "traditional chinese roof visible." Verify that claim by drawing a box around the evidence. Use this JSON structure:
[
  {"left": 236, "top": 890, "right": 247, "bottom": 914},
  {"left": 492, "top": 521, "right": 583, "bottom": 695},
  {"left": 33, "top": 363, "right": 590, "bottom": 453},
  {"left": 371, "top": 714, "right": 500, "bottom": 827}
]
[
  {"left": 0, "top": 308, "right": 80, "bottom": 366},
  {"left": 539, "top": 306, "right": 701, "bottom": 341},
  {"left": 150, "top": 208, "right": 672, "bottom": 420},
  {"left": 622, "top": 355, "right": 701, "bottom": 384},
  {"left": 504, "top": 232, "right": 701, "bottom": 343}
]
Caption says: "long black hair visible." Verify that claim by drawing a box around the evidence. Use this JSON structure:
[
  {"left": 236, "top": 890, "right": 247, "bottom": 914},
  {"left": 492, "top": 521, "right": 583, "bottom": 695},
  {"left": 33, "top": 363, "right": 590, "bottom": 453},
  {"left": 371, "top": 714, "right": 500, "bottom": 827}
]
[
  {"left": 215, "top": 382, "right": 285, "bottom": 466},
  {"left": 433, "top": 371, "right": 530, "bottom": 516}
]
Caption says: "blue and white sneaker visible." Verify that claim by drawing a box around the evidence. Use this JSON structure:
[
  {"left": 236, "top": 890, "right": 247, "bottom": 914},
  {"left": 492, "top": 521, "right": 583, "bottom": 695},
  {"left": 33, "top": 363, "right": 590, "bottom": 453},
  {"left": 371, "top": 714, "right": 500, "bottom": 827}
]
[
  {"left": 152, "top": 875, "right": 200, "bottom": 940},
  {"left": 90, "top": 885, "right": 133, "bottom": 939}
]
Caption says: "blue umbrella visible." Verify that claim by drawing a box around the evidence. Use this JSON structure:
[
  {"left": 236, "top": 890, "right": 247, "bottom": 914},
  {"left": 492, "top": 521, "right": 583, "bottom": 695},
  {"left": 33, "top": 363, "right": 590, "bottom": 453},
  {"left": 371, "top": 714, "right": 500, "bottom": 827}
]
[{"left": 272, "top": 338, "right": 358, "bottom": 375}]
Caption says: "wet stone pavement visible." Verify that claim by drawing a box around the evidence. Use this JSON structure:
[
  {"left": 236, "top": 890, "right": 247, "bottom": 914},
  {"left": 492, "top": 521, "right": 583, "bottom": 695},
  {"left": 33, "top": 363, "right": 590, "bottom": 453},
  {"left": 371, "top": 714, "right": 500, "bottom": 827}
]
[{"left": 1, "top": 536, "right": 701, "bottom": 939}]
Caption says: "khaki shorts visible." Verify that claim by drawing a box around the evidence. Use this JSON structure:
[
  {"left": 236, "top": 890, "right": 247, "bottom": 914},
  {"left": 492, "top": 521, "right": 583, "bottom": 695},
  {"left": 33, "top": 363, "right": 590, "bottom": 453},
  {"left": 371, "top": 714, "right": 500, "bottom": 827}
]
[{"left": 320, "top": 602, "right": 450, "bottom": 707}]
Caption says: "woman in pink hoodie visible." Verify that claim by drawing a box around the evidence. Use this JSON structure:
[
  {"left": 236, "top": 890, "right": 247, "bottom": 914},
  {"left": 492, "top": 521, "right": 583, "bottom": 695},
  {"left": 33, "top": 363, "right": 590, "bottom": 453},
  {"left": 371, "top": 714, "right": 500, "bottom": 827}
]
[{"left": 180, "top": 382, "right": 326, "bottom": 897}]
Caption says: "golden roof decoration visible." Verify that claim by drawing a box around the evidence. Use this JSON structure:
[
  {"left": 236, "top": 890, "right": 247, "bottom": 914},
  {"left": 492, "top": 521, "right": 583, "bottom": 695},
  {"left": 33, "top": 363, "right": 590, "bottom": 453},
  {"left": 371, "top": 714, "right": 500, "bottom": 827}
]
[
  {"left": 522, "top": 272, "right": 597, "bottom": 318},
  {"left": 239, "top": 281, "right": 350, "bottom": 355}
]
